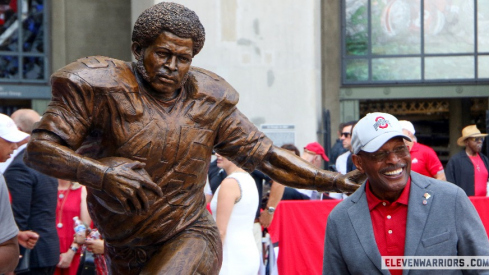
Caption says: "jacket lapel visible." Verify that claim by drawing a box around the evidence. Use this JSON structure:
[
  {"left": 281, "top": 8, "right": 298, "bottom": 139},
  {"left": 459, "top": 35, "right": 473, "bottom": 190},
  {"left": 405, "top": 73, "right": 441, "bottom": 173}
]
[
  {"left": 348, "top": 184, "right": 390, "bottom": 275},
  {"left": 404, "top": 172, "right": 433, "bottom": 258}
]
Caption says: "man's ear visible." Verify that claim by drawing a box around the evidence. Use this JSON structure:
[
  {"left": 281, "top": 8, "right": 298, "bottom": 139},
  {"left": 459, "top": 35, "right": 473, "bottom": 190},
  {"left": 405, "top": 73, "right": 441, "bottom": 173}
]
[
  {"left": 352, "top": 154, "right": 364, "bottom": 173},
  {"left": 131, "top": 42, "right": 143, "bottom": 60}
]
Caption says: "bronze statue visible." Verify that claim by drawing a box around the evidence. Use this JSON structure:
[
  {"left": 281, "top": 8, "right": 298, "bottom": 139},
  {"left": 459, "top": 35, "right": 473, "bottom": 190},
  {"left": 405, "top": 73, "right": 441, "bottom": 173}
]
[{"left": 24, "top": 2, "right": 364, "bottom": 274}]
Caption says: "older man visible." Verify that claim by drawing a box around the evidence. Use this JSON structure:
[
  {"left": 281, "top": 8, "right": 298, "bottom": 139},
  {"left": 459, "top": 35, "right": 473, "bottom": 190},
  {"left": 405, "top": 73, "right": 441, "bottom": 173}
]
[
  {"left": 23, "top": 2, "right": 362, "bottom": 274},
  {"left": 399, "top": 120, "right": 445, "bottom": 181},
  {"left": 5, "top": 109, "right": 59, "bottom": 275},
  {"left": 446, "top": 125, "right": 489, "bottom": 196},
  {"left": 323, "top": 112, "right": 489, "bottom": 275},
  {"left": 0, "top": 113, "right": 34, "bottom": 273}
]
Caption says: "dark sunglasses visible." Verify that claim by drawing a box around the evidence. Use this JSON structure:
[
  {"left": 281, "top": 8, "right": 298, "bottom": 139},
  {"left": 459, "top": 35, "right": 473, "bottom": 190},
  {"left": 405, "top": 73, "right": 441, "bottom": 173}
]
[
  {"left": 341, "top": 132, "right": 351, "bottom": 138},
  {"left": 361, "top": 146, "right": 409, "bottom": 162},
  {"left": 469, "top": 137, "right": 485, "bottom": 142}
]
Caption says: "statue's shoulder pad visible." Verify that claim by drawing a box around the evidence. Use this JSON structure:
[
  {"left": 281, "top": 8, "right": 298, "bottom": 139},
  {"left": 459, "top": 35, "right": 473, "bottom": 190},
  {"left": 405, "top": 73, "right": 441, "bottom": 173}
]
[
  {"left": 54, "top": 56, "right": 130, "bottom": 76},
  {"left": 52, "top": 56, "right": 134, "bottom": 88},
  {"left": 189, "top": 67, "right": 238, "bottom": 104}
]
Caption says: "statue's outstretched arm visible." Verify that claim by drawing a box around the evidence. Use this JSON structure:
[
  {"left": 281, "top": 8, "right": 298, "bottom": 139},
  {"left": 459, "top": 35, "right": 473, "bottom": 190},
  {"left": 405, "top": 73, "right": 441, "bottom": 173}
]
[{"left": 257, "top": 146, "right": 365, "bottom": 193}]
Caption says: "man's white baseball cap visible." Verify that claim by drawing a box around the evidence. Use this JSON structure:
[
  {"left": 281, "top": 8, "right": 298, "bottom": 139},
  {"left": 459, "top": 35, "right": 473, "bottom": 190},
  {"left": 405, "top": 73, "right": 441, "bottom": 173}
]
[
  {"left": 0, "top": 113, "right": 29, "bottom": 143},
  {"left": 399, "top": 120, "right": 415, "bottom": 135},
  {"left": 352, "top": 112, "right": 411, "bottom": 155}
]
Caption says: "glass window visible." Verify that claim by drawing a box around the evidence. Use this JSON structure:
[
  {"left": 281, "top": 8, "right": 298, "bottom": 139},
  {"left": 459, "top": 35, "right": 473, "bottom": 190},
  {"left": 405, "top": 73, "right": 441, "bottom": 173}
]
[
  {"left": 372, "top": 57, "right": 420, "bottom": 81},
  {"left": 23, "top": 56, "right": 43, "bottom": 79},
  {"left": 478, "top": 55, "right": 489, "bottom": 78},
  {"left": 0, "top": 0, "right": 19, "bottom": 52},
  {"left": 371, "top": 0, "right": 420, "bottom": 55},
  {"left": 345, "top": 0, "right": 368, "bottom": 56},
  {"left": 22, "top": 0, "right": 44, "bottom": 53},
  {"left": 343, "top": 0, "right": 484, "bottom": 84},
  {"left": 346, "top": 59, "right": 368, "bottom": 81},
  {"left": 424, "top": 1, "right": 474, "bottom": 54},
  {"left": 478, "top": 0, "right": 489, "bottom": 52},
  {"left": 0, "top": 0, "right": 47, "bottom": 82},
  {"left": 0, "top": 55, "right": 18, "bottom": 78},
  {"left": 425, "top": 56, "right": 474, "bottom": 80}
]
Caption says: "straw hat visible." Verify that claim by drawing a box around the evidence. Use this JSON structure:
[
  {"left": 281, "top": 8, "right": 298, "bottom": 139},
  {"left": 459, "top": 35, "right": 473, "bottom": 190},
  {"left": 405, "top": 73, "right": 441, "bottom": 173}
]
[{"left": 457, "top": 125, "right": 488, "bottom": 146}]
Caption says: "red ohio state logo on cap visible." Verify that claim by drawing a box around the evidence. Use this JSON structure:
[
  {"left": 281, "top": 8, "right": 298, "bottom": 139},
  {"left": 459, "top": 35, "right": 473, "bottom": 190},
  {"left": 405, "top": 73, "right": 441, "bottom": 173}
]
[{"left": 373, "top": 116, "right": 390, "bottom": 130}]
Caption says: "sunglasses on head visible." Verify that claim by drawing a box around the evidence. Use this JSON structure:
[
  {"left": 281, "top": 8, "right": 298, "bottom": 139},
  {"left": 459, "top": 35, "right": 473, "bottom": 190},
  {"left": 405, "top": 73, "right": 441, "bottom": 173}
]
[{"left": 341, "top": 132, "right": 351, "bottom": 138}]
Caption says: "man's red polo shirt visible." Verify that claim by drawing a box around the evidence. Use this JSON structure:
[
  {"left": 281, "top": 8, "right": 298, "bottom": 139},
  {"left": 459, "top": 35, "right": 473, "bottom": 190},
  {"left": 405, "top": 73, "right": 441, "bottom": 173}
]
[
  {"left": 410, "top": 142, "right": 443, "bottom": 178},
  {"left": 366, "top": 178, "right": 411, "bottom": 275}
]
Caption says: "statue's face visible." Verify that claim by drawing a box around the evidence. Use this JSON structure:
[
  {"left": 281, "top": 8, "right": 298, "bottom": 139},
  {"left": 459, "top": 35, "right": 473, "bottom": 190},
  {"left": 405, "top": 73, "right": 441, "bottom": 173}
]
[{"left": 141, "top": 31, "right": 193, "bottom": 97}]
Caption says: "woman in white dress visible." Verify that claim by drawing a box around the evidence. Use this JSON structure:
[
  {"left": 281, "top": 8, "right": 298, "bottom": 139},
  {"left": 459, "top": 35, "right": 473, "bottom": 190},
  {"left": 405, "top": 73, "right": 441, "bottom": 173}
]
[{"left": 210, "top": 153, "right": 260, "bottom": 275}]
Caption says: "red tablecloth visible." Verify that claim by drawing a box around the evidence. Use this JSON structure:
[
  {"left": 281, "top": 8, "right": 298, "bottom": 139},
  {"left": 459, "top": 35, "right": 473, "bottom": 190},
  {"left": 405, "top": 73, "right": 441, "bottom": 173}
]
[{"left": 267, "top": 197, "right": 489, "bottom": 275}]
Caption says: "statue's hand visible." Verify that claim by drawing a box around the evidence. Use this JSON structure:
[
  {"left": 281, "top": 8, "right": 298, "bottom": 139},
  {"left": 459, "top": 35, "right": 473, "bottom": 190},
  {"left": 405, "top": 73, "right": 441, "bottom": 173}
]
[
  {"left": 103, "top": 160, "right": 163, "bottom": 214},
  {"left": 334, "top": 169, "right": 366, "bottom": 193}
]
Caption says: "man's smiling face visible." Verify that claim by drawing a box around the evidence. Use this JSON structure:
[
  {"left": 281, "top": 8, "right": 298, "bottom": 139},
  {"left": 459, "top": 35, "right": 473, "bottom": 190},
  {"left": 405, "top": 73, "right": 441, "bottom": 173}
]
[{"left": 353, "top": 137, "right": 411, "bottom": 202}]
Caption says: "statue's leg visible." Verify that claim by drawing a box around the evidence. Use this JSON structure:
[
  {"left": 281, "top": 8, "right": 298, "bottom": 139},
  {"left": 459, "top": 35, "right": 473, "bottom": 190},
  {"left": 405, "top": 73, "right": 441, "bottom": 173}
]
[{"left": 141, "top": 211, "right": 222, "bottom": 275}]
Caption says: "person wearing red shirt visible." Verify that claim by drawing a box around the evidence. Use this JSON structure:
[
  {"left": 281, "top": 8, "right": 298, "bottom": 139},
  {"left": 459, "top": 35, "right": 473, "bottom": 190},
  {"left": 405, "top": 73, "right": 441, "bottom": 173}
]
[
  {"left": 399, "top": 120, "right": 446, "bottom": 180},
  {"left": 446, "top": 125, "right": 489, "bottom": 196},
  {"left": 323, "top": 112, "right": 489, "bottom": 275}
]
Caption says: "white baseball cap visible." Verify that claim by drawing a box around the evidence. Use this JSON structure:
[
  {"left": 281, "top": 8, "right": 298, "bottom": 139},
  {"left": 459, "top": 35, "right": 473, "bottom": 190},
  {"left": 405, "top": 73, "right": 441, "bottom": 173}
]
[
  {"left": 0, "top": 113, "right": 29, "bottom": 143},
  {"left": 399, "top": 120, "right": 415, "bottom": 135},
  {"left": 352, "top": 112, "right": 411, "bottom": 155}
]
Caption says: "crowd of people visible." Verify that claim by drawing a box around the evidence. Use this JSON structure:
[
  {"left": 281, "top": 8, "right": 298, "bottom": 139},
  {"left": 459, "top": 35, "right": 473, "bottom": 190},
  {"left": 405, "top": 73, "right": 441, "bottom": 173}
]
[
  {"left": 1, "top": 108, "right": 489, "bottom": 275},
  {"left": 0, "top": 106, "right": 487, "bottom": 275},
  {"left": 201, "top": 113, "right": 486, "bottom": 274},
  {"left": 0, "top": 107, "right": 353, "bottom": 275},
  {"left": 201, "top": 116, "right": 489, "bottom": 274},
  {"left": 1, "top": 113, "right": 489, "bottom": 275},
  {"left": 0, "top": 108, "right": 488, "bottom": 275}
]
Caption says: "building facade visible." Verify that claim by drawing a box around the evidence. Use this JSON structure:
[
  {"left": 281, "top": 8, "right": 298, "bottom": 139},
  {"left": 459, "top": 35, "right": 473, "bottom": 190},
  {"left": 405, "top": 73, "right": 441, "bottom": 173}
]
[{"left": 330, "top": 0, "right": 489, "bottom": 161}]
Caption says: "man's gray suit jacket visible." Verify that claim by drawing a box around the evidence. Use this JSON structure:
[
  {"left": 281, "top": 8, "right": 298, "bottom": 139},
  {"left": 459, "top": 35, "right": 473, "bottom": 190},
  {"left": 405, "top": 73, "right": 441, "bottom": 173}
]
[{"left": 323, "top": 172, "right": 489, "bottom": 275}]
